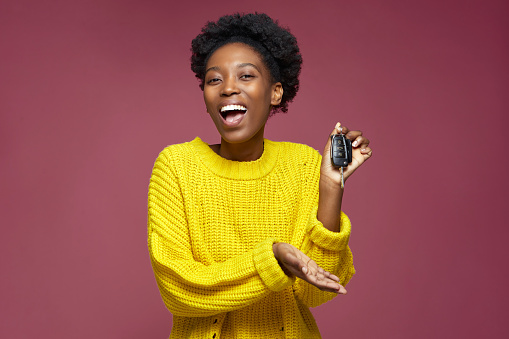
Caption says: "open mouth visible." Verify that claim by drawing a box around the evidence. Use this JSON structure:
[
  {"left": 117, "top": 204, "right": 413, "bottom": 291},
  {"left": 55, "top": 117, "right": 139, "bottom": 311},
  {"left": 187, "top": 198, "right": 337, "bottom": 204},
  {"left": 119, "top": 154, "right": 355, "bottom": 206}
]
[{"left": 220, "top": 104, "right": 247, "bottom": 123}]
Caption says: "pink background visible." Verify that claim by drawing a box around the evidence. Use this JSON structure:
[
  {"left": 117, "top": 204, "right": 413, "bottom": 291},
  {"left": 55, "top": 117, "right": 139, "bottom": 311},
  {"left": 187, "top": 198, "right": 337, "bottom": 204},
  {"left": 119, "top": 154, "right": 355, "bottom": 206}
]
[{"left": 1, "top": 0, "right": 508, "bottom": 338}]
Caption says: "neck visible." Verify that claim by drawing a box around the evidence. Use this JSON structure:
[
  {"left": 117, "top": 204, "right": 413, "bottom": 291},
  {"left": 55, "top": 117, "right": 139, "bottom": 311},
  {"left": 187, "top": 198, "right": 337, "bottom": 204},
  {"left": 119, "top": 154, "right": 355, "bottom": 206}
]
[{"left": 217, "top": 130, "right": 265, "bottom": 162}]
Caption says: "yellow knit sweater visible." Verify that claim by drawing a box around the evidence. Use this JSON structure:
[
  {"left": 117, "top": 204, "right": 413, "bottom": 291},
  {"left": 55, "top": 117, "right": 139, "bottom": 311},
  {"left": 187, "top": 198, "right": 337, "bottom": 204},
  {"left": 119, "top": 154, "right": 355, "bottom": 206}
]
[{"left": 148, "top": 137, "right": 355, "bottom": 339}]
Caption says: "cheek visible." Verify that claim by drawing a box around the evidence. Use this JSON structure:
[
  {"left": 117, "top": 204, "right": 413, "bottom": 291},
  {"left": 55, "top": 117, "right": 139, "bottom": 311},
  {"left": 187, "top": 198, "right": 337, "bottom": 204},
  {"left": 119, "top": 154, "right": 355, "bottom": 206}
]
[
  {"left": 203, "top": 91, "right": 214, "bottom": 112},
  {"left": 248, "top": 86, "right": 271, "bottom": 106}
]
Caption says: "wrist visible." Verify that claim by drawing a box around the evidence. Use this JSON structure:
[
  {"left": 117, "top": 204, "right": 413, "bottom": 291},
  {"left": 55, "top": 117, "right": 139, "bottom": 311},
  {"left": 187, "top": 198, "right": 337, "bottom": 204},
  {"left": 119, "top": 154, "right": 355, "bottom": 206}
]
[
  {"left": 272, "top": 243, "right": 292, "bottom": 277},
  {"left": 272, "top": 242, "right": 279, "bottom": 259},
  {"left": 319, "top": 176, "right": 344, "bottom": 195},
  {"left": 318, "top": 177, "right": 344, "bottom": 233}
]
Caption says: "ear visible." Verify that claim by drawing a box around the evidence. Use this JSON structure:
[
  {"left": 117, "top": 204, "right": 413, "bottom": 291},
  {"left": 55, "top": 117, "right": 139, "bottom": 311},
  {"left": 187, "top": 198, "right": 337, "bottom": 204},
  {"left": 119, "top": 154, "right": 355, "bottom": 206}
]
[{"left": 271, "top": 82, "right": 283, "bottom": 106}]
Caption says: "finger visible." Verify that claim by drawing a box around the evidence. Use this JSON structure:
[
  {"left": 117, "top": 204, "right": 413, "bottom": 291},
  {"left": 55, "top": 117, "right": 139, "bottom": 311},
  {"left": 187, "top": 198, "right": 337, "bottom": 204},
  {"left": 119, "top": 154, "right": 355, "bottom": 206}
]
[
  {"left": 295, "top": 256, "right": 316, "bottom": 277},
  {"left": 360, "top": 146, "right": 372, "bottom": 154},
  {"left": 332, "top": 122, "right": 350, "bottom": 136},
  {"left": 351, "top": 135, "right": 370, "bottom": 148},
  {"left": 303, "top": 258, "right": 320, "bottom": 275},
  {"left": 301, "top": 257, "right": 316, "bottom": 276},
  {"left": 279, "top": 249, "right": 306, "bottom": 275},
  {"left": 316, "top": 267, "right": 328, "bottom": 282},
  {"left": 301, "top": 266, "right": 346, "bottom": 293},
  {"left": 314, "top": 268, "right": 325, "bottom": 281},
  {"left": 345, "top": 130, "right": 363, "bottom": 143},
  {"left": 318, "top": 277, "right": 347, "bottom": 294},
  {"left": 359, "top": 146, "right": 373, "bottom": 160},
  {"left": 329, "top": 122, "right": 350, "bottom": 137},
  {"left": 306, "top": 259, "right": 333, "bottom": 282},
  {"left": 323, "top": 270, "right": 340, "bottom": 282},
  {"left": 329, "top": 273, "right": 340, "bottom": 282},
  {"left": 285, "top": 259, "right": 310, "bottom": 278},
  {"left": 279, "top": 244, "right": 322, "bottom": 279},
  {"left": 307, "top": 274, "right": 347, "bottom": 294},
  {"left": 301, "top": 260, "right": 345, "bottom": 292}
]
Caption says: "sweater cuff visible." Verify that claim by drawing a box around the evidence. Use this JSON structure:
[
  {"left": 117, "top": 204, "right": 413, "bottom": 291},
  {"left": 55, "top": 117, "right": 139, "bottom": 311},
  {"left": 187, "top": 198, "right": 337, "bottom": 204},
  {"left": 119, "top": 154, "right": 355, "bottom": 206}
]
[
  {"left": 306, "top": 208, "right": 351, "bottom": 251},
  {"left": 253, "top": 238, "right": 295, "bottom": 292}
]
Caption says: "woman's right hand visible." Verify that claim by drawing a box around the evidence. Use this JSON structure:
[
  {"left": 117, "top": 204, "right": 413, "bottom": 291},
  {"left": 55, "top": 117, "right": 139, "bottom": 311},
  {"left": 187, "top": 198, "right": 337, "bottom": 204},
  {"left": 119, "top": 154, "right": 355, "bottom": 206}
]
[{"left": 272, "top": 242, "right": 347, "bottom": 294}]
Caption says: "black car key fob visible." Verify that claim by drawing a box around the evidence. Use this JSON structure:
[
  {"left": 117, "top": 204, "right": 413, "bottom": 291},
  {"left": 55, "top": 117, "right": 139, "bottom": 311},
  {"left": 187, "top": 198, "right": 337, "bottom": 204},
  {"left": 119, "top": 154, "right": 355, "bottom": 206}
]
[
  {"left": 330, "top": 133, "right": 352, "bottom": 168},
  {"left": 330, "top": 132, "right": 352, "bottom": 189}
]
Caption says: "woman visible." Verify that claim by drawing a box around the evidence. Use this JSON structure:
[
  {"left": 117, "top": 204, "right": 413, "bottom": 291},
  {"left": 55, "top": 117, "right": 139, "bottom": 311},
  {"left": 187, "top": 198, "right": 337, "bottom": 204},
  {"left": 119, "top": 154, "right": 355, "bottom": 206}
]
[{"left": 148, "top": 13, "right": 372, "bottom": 338}]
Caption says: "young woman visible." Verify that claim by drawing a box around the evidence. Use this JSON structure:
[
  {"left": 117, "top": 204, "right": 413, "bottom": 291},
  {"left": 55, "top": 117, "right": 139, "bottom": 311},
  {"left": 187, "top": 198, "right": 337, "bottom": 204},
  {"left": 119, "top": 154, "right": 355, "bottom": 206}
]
[{"left": 148, "top": 13, "right": 372, "bottom": 338}]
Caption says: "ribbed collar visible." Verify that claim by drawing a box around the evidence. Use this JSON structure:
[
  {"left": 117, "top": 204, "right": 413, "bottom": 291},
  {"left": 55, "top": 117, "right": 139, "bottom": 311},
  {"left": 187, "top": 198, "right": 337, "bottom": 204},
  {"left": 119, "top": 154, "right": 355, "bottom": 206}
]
[{"left": 190, "top": 137, "right": 280, "bottom": 180}]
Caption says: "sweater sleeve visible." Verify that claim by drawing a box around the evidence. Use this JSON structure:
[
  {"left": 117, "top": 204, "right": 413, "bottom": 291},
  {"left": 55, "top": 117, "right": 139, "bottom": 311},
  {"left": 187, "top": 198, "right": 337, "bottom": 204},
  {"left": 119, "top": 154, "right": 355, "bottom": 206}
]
[
  {"left": 294, "top": 209, "right": 356, "bottom": 307},
  {"left": 148, "top": 149, "right": 294, "bottom": 317}
]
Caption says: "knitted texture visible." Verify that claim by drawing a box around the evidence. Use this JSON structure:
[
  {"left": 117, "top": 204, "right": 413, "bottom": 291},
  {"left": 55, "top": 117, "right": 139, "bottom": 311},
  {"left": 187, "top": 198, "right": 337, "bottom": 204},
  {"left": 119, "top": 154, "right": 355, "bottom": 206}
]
[{"left": 148, "top": 137, "right": 355, "bottom": 339}]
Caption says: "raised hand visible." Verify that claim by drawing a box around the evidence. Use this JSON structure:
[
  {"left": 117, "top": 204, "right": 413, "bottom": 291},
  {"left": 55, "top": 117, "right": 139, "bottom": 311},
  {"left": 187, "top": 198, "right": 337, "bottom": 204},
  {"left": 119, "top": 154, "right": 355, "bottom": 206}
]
[
  {"left": 273, "top": 242, "right": 347, "bottom": 294},
  {"left": 321, "top": 122, "right": 372, "bottom": 185}
]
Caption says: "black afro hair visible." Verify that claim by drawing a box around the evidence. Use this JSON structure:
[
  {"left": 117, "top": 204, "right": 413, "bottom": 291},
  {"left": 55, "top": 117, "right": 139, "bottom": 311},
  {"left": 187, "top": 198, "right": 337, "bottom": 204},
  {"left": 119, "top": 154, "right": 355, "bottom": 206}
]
[{"left": 191, "top": 13, "right": 302, "bottom": 114}]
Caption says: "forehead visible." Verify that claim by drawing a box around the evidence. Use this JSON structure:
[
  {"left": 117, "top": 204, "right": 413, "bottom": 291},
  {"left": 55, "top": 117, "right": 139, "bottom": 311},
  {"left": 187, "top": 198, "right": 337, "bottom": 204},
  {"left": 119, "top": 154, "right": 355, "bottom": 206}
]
[{"left": 206, "top": 43, "right": 266, "bottom": 69}]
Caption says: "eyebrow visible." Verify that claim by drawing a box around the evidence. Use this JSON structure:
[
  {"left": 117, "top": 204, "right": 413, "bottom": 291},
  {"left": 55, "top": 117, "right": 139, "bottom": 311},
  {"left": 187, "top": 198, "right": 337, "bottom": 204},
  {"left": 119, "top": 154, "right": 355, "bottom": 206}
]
[
  {"left": 205, "top": 66, "right": 220, "bottom": 74},
  {"left": 238, "top": 63, "right": 261, "bottom": 73},
  {"left": 205, "top": 63, "right": 262, "bottom": 75}
]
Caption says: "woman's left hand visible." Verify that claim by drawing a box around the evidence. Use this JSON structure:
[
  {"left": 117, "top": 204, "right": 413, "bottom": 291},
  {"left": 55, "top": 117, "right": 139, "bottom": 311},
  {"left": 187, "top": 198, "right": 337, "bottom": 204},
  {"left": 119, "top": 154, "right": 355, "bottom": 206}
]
[{"left": 321, "top": 122, "right": 372, "bottom": 186}]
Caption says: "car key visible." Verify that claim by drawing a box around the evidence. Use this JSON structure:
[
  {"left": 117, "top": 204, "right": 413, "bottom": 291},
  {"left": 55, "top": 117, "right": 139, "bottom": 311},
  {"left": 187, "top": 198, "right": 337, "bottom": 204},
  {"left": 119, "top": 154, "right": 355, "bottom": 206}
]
[{"left": 330, "top": 129, "right": 352, "bottom": 188}]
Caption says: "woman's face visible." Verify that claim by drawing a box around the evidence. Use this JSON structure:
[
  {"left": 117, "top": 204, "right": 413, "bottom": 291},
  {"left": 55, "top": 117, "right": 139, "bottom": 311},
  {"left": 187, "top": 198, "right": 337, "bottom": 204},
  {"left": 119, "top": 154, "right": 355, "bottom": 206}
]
[{"left": 203, "top": 43, "right": 282, "bottom": 145}]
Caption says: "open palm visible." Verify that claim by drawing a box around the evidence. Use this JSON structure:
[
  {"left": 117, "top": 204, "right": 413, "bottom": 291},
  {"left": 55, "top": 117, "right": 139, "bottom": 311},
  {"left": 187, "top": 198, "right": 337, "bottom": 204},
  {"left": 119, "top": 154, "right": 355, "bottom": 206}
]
[{"left": 273, "top": 242, "right": 346, "bottom": 294}]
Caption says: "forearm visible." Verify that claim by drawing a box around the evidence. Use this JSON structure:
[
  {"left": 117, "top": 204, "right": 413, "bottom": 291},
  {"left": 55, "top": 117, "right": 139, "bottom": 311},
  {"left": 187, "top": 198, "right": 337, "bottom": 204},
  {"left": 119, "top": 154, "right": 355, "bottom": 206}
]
[
  {"left": 150, "top": 236, "right": 293, "bottom": 317},
  {"left": 317, "top": 175, "right": 343, "bottom": 232}
]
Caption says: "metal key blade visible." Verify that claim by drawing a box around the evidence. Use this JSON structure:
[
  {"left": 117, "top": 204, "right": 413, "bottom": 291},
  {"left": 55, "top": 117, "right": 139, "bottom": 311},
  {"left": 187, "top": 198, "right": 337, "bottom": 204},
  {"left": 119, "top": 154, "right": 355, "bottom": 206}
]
[{"left": 340, "top": 167, "right": 344, "bottom": 189}]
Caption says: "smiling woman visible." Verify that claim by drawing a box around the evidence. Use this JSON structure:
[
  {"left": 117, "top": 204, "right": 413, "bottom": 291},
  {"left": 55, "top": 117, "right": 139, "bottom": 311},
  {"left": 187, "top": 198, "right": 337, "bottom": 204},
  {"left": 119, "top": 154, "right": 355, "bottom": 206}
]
[{"left": 147, "top": 13, "right": 372, "bottom": 339}]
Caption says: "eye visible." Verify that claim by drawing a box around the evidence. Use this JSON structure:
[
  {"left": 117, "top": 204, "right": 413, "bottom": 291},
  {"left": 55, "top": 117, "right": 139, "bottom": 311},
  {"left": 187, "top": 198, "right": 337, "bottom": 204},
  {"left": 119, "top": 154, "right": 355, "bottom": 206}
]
[
  {"left": 240, "top": 74, "right": 255, "bottom": 80},
  {"left": 206, "top": 78, "right": 221, "bottom": 85}
]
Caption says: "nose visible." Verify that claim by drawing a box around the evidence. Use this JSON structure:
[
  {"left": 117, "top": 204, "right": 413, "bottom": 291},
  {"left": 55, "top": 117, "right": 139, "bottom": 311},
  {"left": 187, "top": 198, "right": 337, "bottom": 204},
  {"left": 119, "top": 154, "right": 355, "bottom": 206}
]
[{"left": 221, "top": 76, "right": 240, "bottom": 96}]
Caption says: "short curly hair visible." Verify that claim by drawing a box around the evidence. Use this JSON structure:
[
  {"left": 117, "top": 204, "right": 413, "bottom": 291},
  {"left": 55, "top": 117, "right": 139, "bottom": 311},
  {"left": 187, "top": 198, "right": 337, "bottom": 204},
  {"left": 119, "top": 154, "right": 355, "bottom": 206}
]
[{"left": 191, "top": 13, "right": 302, "bottom": 114}]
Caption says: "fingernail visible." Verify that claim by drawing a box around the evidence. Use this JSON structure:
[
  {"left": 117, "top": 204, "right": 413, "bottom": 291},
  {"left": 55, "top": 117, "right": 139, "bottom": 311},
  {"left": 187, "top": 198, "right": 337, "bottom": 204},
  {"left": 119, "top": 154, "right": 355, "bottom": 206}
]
[
  {"left": 302, "top": 266, "right": 308, "bottom": 274},
  {"left": 353, "top": 140, "right": 358, "bottom": 147},
  {"left": 335, "top": 122, "right": 341, "bottom": 130}
]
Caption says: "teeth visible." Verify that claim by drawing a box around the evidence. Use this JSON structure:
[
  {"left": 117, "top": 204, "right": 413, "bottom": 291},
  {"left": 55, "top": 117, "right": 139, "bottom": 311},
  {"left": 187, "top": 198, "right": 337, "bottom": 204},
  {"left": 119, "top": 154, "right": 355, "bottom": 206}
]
[{"left": 220, "top": 104, "right": 247, "bottom": 113}]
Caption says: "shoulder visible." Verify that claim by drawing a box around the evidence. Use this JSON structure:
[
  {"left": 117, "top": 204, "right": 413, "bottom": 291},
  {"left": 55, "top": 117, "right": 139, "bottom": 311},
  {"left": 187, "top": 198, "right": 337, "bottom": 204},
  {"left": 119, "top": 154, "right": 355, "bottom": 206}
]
[
  {"left": 277, "top": 141, "right": 320, "bottom": 154},
  {"left": 271, "top": 140, "right": 322, "bottom": 165},
  {"left": 158, "top": 139, "right": 195, "bottom": 156},
  {"left": 150, "top": 138, "right": 201, "bottom": 179},
  {"left": 267, "top": 140, "right": 322, "bottom": 180},
  {"left": 154, "top": 138, "right": 200, "bottom": 163},
  {"left": 269, "top": 141, "right": 322, "bottom": 187}
]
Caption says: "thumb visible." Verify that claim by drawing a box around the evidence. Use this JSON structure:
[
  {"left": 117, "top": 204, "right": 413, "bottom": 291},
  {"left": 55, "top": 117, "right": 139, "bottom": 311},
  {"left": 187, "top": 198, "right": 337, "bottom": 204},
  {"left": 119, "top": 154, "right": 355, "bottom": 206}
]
[{"left": 324, "top": 122, "right": 343, "bottom": 151}]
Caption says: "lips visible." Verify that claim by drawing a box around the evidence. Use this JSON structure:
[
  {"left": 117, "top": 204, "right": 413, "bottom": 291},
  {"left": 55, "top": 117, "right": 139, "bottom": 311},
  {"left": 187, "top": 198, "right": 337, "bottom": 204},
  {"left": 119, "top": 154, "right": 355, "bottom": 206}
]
[{"left": 219, "top": 104, "right": 247, "bottom": 126}]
